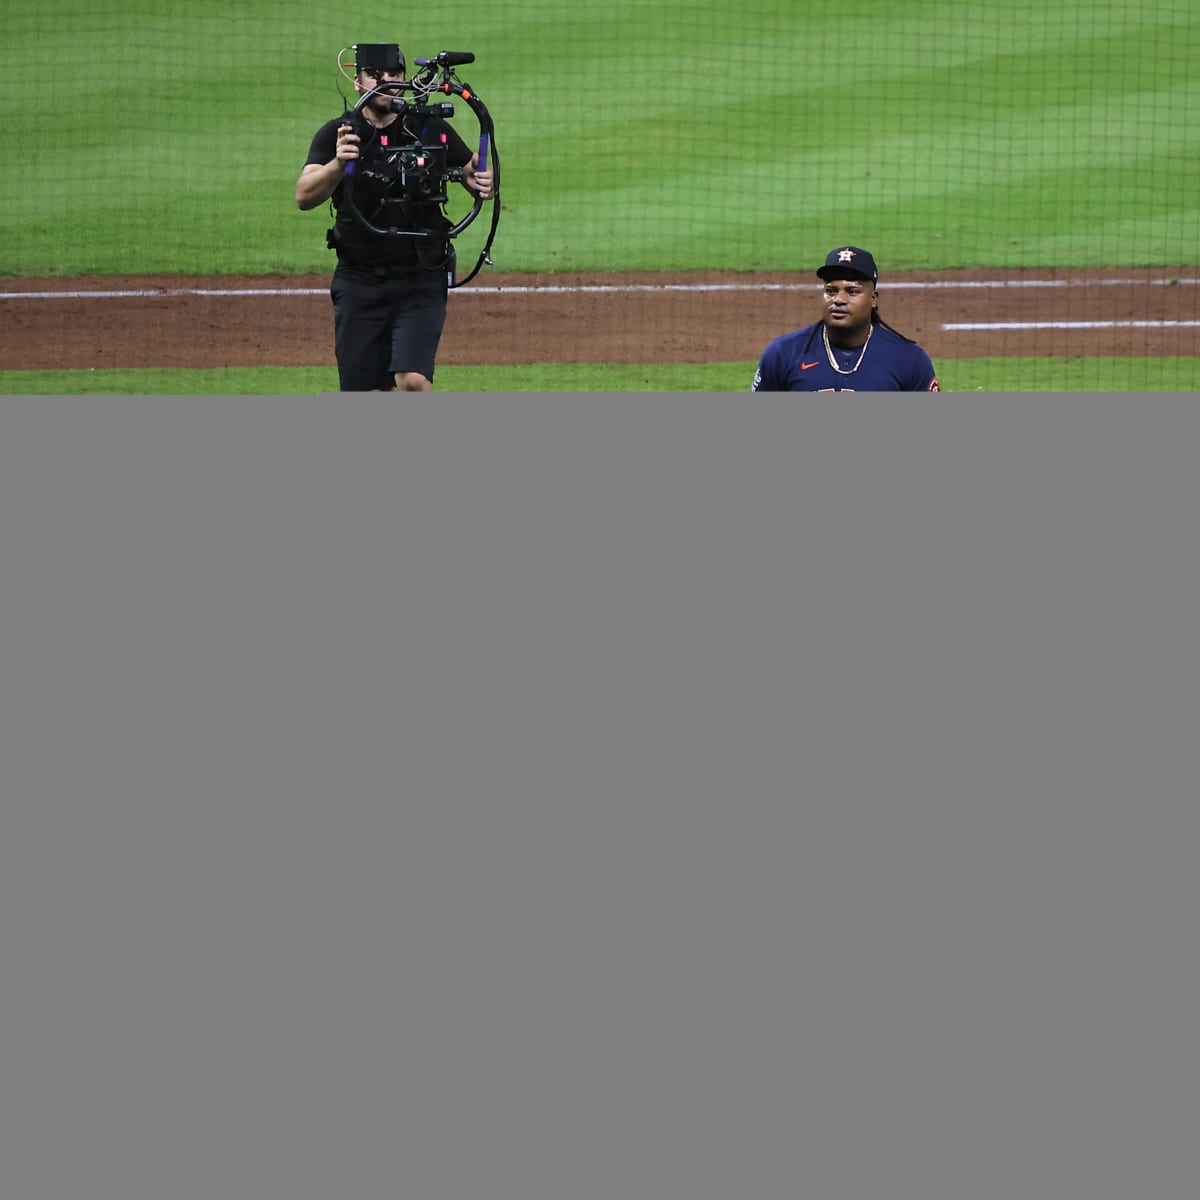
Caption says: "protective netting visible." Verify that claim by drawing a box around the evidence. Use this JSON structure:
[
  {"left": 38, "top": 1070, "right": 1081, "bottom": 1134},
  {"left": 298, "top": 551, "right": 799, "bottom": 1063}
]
[{"left": 2, "top": 1, "right": 1197, "bottom": 382}]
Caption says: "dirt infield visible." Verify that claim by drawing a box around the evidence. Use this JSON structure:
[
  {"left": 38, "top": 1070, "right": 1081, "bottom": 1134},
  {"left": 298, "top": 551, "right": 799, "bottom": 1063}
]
[{"left": 2, "top": 268, "right": 1197, "bottom": 372}]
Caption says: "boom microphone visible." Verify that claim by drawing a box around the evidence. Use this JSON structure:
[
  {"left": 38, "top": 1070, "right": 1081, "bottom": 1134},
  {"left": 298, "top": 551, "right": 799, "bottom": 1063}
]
[{"left": 415, "top": 51, "right": 475, "bottom": 67}]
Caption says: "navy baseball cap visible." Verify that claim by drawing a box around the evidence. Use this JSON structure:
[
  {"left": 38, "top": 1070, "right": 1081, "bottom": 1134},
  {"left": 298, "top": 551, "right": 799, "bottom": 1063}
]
[
  {"left": 355, "top": 43, "right": 405, "bottom": 72},
  {"left": 817, "top": 246, "right": 878, "bottom": 284}
]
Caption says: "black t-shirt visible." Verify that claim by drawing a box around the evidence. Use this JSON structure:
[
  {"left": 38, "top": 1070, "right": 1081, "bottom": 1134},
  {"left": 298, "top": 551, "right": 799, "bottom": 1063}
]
[{"left": 305, "top": 112, "right": 473, "bottom": 269}]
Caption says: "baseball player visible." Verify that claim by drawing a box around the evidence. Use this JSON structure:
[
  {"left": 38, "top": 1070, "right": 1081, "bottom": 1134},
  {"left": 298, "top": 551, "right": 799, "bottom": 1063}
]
[{"left": 752, "top": 246, "right": 939, "bottom": 391}]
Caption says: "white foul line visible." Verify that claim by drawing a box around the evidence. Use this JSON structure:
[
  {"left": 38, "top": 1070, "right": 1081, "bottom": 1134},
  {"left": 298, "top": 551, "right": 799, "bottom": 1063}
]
[
  {"left": 944, "top": 320, "right": 1200, "bottom": 330},
  {"left": 1, "top": 277, "right": 1198, "bottom": 301}
]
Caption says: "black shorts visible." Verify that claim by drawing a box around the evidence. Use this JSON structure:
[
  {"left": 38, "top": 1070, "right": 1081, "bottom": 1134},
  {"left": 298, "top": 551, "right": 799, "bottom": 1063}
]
[{"left": 330, "top": 265, "right": 449, "bottom": 390}]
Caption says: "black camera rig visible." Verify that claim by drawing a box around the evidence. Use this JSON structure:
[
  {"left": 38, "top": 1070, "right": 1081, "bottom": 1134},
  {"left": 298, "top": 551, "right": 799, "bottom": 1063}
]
[{"left": 338, "top": 49, "right": 499, "bottom": 288}]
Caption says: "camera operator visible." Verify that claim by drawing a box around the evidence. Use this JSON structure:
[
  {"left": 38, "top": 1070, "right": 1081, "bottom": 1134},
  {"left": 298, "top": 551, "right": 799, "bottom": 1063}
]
[{"left": 296, "top": 42, "right": 494, "bottom": 391}]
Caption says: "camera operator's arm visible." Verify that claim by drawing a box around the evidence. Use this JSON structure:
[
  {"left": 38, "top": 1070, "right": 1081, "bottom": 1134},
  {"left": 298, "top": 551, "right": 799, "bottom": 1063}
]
[
  {"left": 461, "top": 152, "right": 494, "bottom": 201},
  {"left": 296, "top": 124, "right": 360, "bottom": 210}
]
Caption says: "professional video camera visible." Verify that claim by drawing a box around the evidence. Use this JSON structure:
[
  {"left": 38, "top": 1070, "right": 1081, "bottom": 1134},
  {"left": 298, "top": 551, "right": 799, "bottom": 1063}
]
[
  {"left": 340, "top": 103, "right": 460, "bottom": 206},
  {"left": 335, "top": 46, "right": 500, "bottom": 286}
]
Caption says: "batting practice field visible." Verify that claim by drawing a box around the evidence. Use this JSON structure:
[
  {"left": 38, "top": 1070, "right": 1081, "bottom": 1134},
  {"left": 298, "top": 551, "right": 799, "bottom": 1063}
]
[{"left": 3, "top": 267, "right": 1196, "bottom": 376}]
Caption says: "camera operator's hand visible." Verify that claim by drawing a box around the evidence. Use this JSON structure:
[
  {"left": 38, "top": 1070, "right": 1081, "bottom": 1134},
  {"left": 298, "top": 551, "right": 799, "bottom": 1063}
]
[
  {"left": 335, "top": 123, "right": 361, "bottom": 165},
  {"left": 296, "top": 123, "right": 365, "bottom": 209},
  {"left": 463, "top": 153, "right": 494, "bottom": 201}
]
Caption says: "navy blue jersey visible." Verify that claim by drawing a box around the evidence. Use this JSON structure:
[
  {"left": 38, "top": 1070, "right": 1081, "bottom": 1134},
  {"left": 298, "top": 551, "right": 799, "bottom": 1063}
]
[{"left": 752, "top": 321, "right": 939, "bottom": 392}]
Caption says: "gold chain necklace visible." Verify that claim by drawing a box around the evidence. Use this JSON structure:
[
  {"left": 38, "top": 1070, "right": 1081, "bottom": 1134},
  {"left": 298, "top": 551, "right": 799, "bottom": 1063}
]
[{"left": 823, "top": 323, "right": 873, "bottom": 375}]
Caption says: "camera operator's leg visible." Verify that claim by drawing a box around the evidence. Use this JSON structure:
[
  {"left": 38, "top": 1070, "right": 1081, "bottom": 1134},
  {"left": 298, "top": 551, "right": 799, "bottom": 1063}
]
[
  {"left": 388, "top": 271, "right": 449, "bottom": 391},
  {"left": 332, "top": 268, "right": 397, "bottom": 391}
]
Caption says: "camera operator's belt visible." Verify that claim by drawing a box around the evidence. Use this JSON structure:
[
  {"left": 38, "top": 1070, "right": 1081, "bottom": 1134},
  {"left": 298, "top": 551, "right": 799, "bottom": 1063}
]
[{"left": 337, "top": 254, "right": 419, "bottom": 278}]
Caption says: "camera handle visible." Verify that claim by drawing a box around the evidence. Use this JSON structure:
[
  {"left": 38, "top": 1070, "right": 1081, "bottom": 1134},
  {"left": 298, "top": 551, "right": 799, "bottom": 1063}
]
[{"left": 339, "top": 67, "right": 499, "bottom": 288}]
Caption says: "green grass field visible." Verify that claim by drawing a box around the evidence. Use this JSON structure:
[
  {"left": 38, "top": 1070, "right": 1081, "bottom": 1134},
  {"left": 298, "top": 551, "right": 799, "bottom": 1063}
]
[
  {"left": 3, "top": 358, "right": 1195, "bottom": 396},
  {"left": 2, "top": 1, "right": 1197, "bottom": 390}
]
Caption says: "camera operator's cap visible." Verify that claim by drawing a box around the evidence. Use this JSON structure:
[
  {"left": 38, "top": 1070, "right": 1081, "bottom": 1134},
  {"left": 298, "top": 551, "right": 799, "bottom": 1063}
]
[
  {"left": 817, "top": 246, "right": 878, "bottom": 284},
  {"left": 355, "top": 43, "right": 405, "bottom": 72}
]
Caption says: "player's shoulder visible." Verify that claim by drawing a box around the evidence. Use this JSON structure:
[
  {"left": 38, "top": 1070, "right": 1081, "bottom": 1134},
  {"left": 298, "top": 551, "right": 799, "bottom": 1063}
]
[
  {"left": 762, "top": 322, "right": 820, "bottom": 356},
  {"left": 872, "top": 323, "right": 938, "bottom": 389}
]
